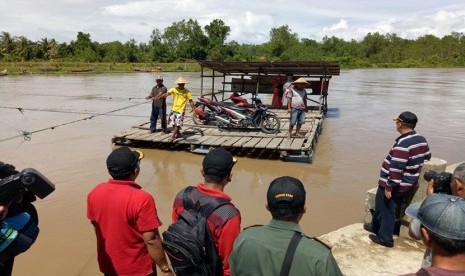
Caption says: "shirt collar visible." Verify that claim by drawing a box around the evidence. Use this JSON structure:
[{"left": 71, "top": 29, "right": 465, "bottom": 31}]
[
  {"left": 268, "top": 219, "right": 303, "bottom": 233},
  {"left": 396, "top": 130, "right": 416, "bottom": 141},
  {"left": 196, "top": 183, "right": 232, "bottom": 201},
  {"left": 107, "top": 179, "right": 141, "bottom": 189}
]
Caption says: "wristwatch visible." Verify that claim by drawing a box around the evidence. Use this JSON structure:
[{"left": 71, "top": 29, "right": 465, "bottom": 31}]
[{"left": 160, "top": 265, "right": 171, "bottom": 273}]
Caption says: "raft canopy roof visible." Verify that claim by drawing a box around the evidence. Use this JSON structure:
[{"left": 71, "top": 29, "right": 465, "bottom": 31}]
[{"left": 197, "top": 61, "right": 340, "bottom": 77}]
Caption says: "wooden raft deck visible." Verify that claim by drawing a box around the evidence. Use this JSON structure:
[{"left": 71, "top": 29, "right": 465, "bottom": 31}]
[{"left": 111, "top": 110, "right": 324, "bottom": 162}]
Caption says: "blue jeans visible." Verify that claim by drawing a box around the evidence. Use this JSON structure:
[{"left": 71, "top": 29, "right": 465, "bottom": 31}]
[
  {"left": 290, "top": 108, "right": 306, "bottom": 126},
  {"left": 372, "top": 186, "right": 410, "bottom": 245},
  {"left": 150, "top": 106, "right": 163, "bottom": 133}
]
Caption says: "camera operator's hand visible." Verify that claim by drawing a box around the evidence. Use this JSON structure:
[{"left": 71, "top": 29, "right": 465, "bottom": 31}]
[
  {"left": 427, "top": 179, "right": 435, "bottom": 196},
  {"left": 384, "top": 189, "right": 392, "bottom": 199}
]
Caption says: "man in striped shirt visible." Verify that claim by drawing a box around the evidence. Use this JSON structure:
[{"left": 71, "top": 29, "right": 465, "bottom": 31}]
[{"left": 370, "top": 111, "right": 431, "bottom": 247}]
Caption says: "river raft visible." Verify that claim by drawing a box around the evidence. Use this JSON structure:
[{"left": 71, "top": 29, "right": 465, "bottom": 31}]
[{"left": 112, "top": 61, "right": 340, "bottom": 163}]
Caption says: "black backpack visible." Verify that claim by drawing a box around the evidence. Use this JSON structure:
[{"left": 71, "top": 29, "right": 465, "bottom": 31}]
[{"left": 162, "top": 186, "right": 229, "bottom": 276}]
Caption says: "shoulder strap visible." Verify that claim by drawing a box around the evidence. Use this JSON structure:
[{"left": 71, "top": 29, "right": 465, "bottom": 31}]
[
  {"left": 312, "top": 236, "right": 333, "bottom": 250},
  {"left": 302, "top": 233, "right": 332, "bottom": 250},
  {"left": 243, "top": 224, "right": 263, "bottom": 230},
  {"left": 280, "top": 232, "right": 303, "bottom": 276},
  {"left": 182, "top": 186, "right": 229, "bottom": 217},
  {"left": 182, "top": 186, "right": 196, "bottom": 210}
]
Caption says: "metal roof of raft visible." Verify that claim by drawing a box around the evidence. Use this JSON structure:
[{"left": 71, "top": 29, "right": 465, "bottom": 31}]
[{"left": 197, "top": 61, "right": 340, "bottom": 76}]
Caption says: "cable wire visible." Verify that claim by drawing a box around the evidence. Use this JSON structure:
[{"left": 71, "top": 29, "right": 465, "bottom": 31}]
[{"left": 0, "top": 101, "right": 149, "bottom": 142}]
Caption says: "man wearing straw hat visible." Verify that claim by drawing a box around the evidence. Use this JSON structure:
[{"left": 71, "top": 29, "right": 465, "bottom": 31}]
[
  {"left": 286, "top": 77, "right": 310, "bottom": 139},
  {"left": 155, "top": 76, "right": 195, "bottom": 142}
]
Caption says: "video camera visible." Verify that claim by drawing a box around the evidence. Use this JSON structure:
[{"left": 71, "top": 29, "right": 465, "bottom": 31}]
[
  {"left": 423, "top": 170, "right": 453, "bottom": 195},
  {"left": 0, "top": 168, "right": 55, "bottom": 204}
]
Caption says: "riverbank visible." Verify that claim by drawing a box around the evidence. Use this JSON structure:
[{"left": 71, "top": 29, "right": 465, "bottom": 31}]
[{"left": 0, "top": 61, "right": 201, "bottom": 75}]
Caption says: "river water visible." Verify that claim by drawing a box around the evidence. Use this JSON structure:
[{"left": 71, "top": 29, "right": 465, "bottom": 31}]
[{"left": 1, "top": 69, "right": 464, "bottom": 275}]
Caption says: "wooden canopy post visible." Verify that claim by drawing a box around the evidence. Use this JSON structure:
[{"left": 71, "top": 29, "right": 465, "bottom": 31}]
[
  {"left": 240, "top": 75, "right": 245, "bottom": 93},
  {"left": 211, "top": 69, "right": 216, "bottom": 101},
  {"left": 200, "top": 65, "right": 204, "bottom": 97},
  {"left": 222, "top": 73, "right": 226, "bottom": 101},
  {"left": 254, "top": 72, "right": 261, "bottom": 100},
  {"left": 318, "top": 76, "right": 330, "bottom": 114}
]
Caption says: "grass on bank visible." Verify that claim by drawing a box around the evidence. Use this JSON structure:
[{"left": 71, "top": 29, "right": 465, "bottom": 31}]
[
  {"left": 0, "top": 61, "right": 201, "bottom": 75},
  {"left": 2, "top": 59, "right": 460, "bottom": 75}
]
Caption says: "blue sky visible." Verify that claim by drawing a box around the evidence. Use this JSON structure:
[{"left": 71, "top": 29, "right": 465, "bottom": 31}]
[{"left": 1, "top": 0, "right": 464, "bottom": 44}]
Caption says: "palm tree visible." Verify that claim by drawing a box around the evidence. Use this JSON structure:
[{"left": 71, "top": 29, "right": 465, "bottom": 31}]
[
  {"left": 0, "top": 32, "right": 15, "bottom": 57},
  {"left": 14, "top": 36, "right": 32, "bottom": 61},
  {"left": 39, "top": 37, "right": 58, "bottom": 60}
]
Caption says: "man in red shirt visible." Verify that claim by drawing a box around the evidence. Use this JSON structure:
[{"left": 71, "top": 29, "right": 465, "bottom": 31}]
[
  {"left": 87, "top": 146, "right": 173, "bottom": 276},
  {"left": 172, "top": 147, "right": 241, "bottom": 276}
]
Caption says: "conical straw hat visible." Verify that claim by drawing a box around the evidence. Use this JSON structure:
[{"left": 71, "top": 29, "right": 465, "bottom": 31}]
[
  {"left": 176, "top": 76, "right": 188, "bottom": 84},
  {"left": 292, "top": 77, "right": 309, "bottom": 85}
]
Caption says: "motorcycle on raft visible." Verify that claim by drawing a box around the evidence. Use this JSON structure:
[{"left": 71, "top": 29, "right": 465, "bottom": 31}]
[{"left": 192, "top": 93, "right": 281, "bottom": 134}]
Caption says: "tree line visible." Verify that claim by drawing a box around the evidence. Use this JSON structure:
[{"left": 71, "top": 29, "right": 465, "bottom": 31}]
[{"left": 1, "top": 18, "right": 465, "bottom": 68}]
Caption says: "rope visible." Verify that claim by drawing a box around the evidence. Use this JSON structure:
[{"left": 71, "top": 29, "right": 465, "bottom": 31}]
[
  {"left": 0, "top": 93, "right": 146, "bottom": 100},
  {"left": 0, "top": 106, "right": 148, "bottom": 118},
  {"left": 0, "top": 101, "right": 149, "bottom": 142}
]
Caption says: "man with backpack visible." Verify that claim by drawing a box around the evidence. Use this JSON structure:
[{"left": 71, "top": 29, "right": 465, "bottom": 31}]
[
  {"left": 165, "top": 147, "right": 241, "bottom": 276},
  {"left": 229, "top": 176, "right": 343, "bottom": 276}
]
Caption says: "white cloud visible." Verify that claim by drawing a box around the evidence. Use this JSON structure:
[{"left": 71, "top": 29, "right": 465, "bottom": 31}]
[
  {"left": 1, "top": 0, "right": 465, "bottom": 44},
  {"left": 381, "top": 10, "right": 465, "bottom": 39},
  {"left": 227, "top": 11, "right": 274, "bottom": 44},
  {"left": 328, "top": 19, "right": 348, "bottom": 31},
  {"left": 317, "top": 9, "right": 465, "bottom": 42}
]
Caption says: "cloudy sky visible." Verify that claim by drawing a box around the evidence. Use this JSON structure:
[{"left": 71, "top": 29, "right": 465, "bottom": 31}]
[{"left": 1, "top": 0, "right": 465, "bottom": 44}]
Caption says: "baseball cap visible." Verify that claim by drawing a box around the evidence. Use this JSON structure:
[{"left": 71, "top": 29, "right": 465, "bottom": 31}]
[
  {"left": 202, "top": 147, "right": 237, "bottom": 178},
  {"left": 267, "top": 176, "right": 306, "bottom": 213},
  {"left": 452, "top": 162, "right": 465, "bottom": 183},
  {"left": 393, "top": 111, "right": 418, "bottom": 125},
  {"left": 106, "top": 146, "right": 144, "bottom": 173},
  {"left": 405, "top": 193, "right": 465, "bottom": 240}
]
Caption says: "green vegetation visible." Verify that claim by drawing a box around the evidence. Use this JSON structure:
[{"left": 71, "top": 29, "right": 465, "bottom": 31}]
[
  {"left": 0, "top": 61, "right": 200, "bottom": 75},
  {"left": 1, "top": 18, "right": 465, "bottom": 74}
]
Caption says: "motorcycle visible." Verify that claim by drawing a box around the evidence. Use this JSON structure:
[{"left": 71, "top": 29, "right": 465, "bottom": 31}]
[
  {"left": 216, "top": 98, "right": 281, "bottom": 134},
  {"left": 193, "top": 93, "right": 281, "bottom": 134},
  {"left": 192, "top": 92, "right": 248, "bottom": 125},
  {"left": 193, "top": 93, "right": 280, "bottom": 134}
]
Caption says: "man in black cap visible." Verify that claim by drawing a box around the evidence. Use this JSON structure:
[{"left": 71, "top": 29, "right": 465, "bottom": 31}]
[
  {"left": 229, "top": 176, "right": 342, "bottom": 276},
  {"left": 171, "top": 147, "right": 241, "bottom": 276},
  {"left": 87, "top": 146, "right": 173, "bottom": 275},
  {"left": 369, "top": 111, "right": 431, "bottom": 247}
]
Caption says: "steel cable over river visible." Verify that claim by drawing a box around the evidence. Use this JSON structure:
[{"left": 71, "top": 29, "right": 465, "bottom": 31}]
[{"left": 0, "top": 100, "right": 149, "bottom": 142}]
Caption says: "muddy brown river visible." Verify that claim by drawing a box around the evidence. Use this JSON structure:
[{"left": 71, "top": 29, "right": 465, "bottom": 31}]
[{"left": 1, "top": 69, "right": 464, "bottom": 275}]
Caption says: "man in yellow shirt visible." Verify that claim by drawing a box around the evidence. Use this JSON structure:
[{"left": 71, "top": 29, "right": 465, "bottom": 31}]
[{"left": 156, "top": 77, "right": 195, "bottom": 142}]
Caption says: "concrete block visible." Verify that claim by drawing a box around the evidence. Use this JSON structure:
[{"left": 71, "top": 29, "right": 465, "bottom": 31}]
[
  {"left": 364, "top": 187, "right": 377, "bottom": 224},
  {"left": 399, "top": 223, "right": 410, "bottom": 238},
  {"left": 319, "top": 223, "right": 425, "bottom": 276}
]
